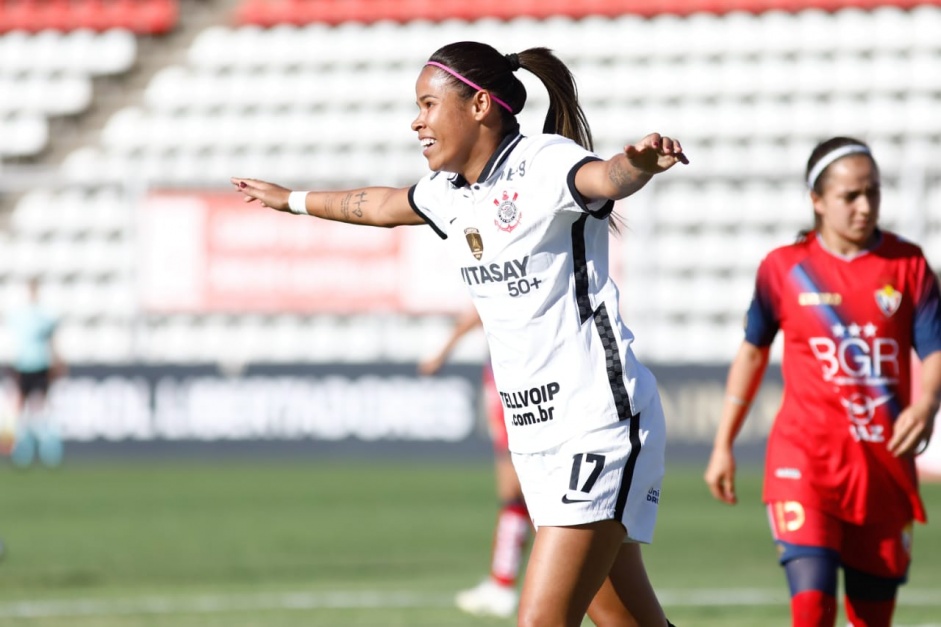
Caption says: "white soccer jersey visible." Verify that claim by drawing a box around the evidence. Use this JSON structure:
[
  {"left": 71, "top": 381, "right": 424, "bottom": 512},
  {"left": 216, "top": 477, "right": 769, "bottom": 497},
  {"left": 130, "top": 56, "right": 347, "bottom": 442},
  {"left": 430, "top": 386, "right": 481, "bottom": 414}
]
[{"left": 409, "top": 132, "right": 660, "bottom": 453}]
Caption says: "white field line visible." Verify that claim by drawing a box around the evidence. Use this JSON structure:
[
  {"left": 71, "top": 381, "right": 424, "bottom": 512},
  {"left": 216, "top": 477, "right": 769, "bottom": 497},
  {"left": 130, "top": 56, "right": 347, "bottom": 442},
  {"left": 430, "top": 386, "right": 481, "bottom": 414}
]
[
  {"left": 0, "top": 591, "right": 450, "bottom": 619},
  {"left": 0, "top": 589, "right": 938, "bottom": 620}
]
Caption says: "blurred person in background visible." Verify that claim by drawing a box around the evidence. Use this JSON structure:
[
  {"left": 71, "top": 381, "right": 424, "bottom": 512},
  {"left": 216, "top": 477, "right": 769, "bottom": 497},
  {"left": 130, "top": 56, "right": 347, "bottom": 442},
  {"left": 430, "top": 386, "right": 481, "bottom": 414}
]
[
  {"left": 2, "top": 277, "right": 66, "bottom": 467},
  {"left": 233, "top": 41, "right": 685, "bottom": 627},
  {"left": 705, "top": 136, "right": 941, "bottom": 627},
  {"left": 419, "top": 308, "right": 530, "bottom": 618}
]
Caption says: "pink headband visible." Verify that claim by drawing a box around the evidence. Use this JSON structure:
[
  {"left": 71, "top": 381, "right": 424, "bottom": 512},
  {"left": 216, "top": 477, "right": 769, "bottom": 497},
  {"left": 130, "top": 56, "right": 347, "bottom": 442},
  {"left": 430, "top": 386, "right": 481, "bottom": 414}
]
[{"left": 425, "top": 61, "right": 514, "bottom": 114}]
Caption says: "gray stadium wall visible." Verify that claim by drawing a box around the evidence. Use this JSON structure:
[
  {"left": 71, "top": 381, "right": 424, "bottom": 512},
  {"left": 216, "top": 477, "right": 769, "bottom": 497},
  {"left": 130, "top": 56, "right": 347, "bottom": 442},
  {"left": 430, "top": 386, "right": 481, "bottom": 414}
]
[{"left": 3, "top": 363, "right": 783, "bottom": 459}]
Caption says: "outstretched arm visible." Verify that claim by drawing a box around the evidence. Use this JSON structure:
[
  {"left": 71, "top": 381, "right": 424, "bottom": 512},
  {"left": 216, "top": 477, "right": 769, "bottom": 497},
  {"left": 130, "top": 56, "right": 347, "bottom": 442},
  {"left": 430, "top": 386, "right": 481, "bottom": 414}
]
[
  {"left": 230, "top": 178, "right": 426, "bottom": 228},
  {"left": 704, "top": 340, "right": 770, "bottom": 505},
  {"left": 574, "top": 133, "right": 688, "bottom": 201},
  {"left": 418, "top": 309, "right": 483, "bottom": 376}
]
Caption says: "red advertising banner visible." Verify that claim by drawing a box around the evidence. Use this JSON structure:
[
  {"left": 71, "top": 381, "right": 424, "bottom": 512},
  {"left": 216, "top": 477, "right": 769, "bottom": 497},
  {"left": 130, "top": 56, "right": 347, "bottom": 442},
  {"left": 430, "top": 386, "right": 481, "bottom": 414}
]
[
  {"left": 138, "top": 191, "right": 628, "bottom": 315},
  {"left": 138, "top": 191, "right": 467, "bottom": 314}
]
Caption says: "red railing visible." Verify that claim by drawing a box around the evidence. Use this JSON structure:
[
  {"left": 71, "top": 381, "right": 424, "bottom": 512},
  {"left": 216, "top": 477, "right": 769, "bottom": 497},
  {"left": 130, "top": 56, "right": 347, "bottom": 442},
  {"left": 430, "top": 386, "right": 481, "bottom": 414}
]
[
  {"left": 0, "top": 0, "right": 178, "bottom": 34},
  {"left": 233, "top": 0, "right": 941, "bottom": 26}
]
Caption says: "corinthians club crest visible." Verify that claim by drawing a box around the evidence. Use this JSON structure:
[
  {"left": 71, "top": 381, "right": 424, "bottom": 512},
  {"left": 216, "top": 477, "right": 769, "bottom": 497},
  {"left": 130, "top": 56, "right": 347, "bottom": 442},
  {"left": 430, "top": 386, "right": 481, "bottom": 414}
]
[
  {"left": 874, "top": 284, "right": 902, "bottom": 317},
  {"left": 493, "top": 190, "right": 522, "bottom": 232},
  {"left": 465, "top": 227, "right": 484, "bottom": 260}
]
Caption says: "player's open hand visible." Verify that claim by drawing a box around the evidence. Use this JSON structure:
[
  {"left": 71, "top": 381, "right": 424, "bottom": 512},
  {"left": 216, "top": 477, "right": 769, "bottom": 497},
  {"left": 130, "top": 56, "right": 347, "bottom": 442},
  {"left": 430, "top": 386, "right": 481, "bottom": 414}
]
[
  {"left": 230, "top": 177, "right": 291, "bottom": 212},
  {"left": 704, "top": 446, "right": 738, "bottom": 505},
  {"left": 888, "top": 398, "right": 936, "bottom": 457},
  {"left": 417, "top": 354, "right": 446, "bottom": 376},
  {"left": 624, "top": 133, "right": 688, "bottom": 174}
]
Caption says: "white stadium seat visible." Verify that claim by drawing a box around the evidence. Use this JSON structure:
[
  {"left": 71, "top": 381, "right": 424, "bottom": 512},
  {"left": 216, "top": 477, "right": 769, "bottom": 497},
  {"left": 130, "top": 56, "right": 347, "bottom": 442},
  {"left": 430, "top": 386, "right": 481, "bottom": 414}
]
[
  {"left": 911, "top": 5, "right": 941, "bottom": 53},
  {"left": 10, "top": 189, "right": 58, "bottom": 236},
  {"left": 0, "top": 75, "right": 93, "bottom": 117},
  {"left": 0, "top": 113, "right": 48, "bottom": 157}
]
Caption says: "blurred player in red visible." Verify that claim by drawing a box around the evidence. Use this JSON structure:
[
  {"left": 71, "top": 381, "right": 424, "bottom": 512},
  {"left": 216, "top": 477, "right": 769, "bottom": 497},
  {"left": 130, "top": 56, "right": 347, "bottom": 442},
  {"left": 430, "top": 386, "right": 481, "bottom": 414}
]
[
  {"left": 419, "top": 308, "right": 530, "bottom": 618},
  {"left": 705, "top": 136, "right": 941, "bottom": 627}
]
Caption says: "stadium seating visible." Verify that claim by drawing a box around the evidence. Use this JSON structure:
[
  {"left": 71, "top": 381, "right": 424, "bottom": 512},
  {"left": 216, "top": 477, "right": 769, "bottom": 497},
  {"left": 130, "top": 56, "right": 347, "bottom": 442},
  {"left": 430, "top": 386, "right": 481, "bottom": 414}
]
[
  {"left": 1, "top": 4, "right": 940, "bottom": 366},
  {"left": 0, "top": 27, "right": 137, "bottom": 75},
  {"left": 0, "top": 28, "right": 138, "bottom": 158}
]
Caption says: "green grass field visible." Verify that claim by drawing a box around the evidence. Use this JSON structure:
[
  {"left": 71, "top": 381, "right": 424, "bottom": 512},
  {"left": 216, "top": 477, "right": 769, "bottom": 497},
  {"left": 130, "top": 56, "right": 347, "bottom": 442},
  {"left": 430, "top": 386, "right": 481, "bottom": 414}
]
[{"left": 1, "top": 456, "right": 939, "bottom": 626}]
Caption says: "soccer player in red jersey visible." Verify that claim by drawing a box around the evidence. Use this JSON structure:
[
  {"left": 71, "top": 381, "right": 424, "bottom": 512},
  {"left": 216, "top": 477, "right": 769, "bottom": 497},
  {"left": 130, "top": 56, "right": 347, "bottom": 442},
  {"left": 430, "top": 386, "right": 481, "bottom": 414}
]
[{"left": 705, "top": 136, "right": 941, "bottom": 627}]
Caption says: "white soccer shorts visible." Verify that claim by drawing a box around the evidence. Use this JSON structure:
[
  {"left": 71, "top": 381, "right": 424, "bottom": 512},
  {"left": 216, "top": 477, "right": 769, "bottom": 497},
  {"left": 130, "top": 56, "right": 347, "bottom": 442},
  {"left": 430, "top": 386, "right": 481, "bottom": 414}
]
[{"left": 511, "top": 395, "right": 666, "bottom": 544}]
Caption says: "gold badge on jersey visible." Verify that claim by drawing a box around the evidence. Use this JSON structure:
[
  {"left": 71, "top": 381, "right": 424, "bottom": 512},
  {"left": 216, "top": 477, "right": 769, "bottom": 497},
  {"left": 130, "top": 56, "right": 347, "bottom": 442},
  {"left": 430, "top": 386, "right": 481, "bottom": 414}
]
[
  {"left": 875, "top": 284, "right": 902, "bottom": 317},
  {"left": 465, "top": 227, "right": 483, "bottom": 260}
]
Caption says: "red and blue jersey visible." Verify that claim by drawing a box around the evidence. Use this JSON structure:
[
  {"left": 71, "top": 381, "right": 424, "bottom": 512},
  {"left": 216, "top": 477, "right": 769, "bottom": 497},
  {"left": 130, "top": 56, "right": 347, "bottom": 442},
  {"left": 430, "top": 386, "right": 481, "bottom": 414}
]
[{"left": 746, "top": 230, "right": 941, "bottom": 524}]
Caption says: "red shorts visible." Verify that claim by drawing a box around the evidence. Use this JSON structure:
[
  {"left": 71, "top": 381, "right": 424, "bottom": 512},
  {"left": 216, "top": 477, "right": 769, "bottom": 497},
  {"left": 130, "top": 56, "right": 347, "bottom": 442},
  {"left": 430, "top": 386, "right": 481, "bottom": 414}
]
[
  {"left": 767, "top": 501, "right": 913, "bottom": 579},
  {"left": 483, "top": 365, "right": 507, "bottom": 451}
]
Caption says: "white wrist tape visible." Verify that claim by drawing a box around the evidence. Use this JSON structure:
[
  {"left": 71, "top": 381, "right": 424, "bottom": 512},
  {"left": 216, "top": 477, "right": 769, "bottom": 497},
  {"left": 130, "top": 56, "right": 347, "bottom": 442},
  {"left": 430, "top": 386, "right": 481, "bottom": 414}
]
[{"left": 288, "top": 191, "right": 310, "bottom": 215}]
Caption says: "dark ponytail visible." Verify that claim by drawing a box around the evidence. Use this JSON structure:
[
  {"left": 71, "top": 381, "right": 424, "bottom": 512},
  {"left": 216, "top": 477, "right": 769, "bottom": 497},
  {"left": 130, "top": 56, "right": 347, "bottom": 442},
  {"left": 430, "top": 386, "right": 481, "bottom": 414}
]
[
  {"left": 515, "top": 47, "right": 593, "bottom": 151},
  {"left": 427, "top": 42, "right": 593, "bottom": 151}
]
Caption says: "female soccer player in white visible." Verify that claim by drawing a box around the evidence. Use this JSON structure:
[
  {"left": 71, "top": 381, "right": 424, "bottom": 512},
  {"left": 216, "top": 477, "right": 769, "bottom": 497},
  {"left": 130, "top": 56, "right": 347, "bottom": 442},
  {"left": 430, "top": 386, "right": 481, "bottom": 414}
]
[{"left": 233, "top": 41, "right": 686, "bottom": 627}]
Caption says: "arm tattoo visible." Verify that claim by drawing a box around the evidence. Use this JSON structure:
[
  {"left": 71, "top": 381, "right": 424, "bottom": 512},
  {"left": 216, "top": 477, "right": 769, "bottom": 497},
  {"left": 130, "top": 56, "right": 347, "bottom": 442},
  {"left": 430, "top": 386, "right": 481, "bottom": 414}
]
[
  {"left": 339, "top": 192, "right": 366, "bottom": 221},
  {"left": 353, "top": 191, "right": 367, "bottom": 217},
  {"left": 608, "top": 158, "right": 633, "bottom": 189}
]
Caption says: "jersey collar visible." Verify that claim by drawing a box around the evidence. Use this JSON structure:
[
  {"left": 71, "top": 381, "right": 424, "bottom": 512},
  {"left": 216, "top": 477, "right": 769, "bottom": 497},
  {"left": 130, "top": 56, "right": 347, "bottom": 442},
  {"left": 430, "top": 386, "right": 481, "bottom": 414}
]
[
  {"left": 450, "top": 128, "right": 523, "bottom": 188},
  {"left": 812, "top": 228, "right": 884, "bottom": 261}
]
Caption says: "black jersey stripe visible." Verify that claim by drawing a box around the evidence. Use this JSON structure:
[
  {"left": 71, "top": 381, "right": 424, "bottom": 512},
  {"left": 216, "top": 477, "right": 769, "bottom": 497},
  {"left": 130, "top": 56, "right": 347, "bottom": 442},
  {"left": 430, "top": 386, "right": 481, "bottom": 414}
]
[
  {"left": 593, "top": 302, "right": 641, "bottom": 521},
  {"left": 407, "top": 184, "right": 447, "bottom": 239},
  {"left": 572, "top": 214, "right": 591, "bottom": 324},
  {"left": 593, "top": 302, "right": 633, "bottom": 421},
  {"left": 614, "top": 410, "right": 642, "bottom": 521},
  {"left": 565, "top": 155, "right": 615, "bottom": 218}
]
